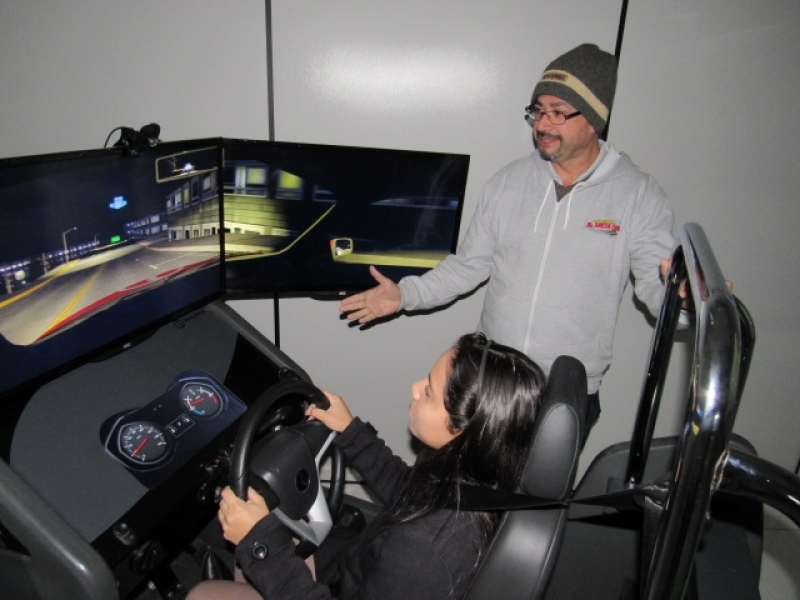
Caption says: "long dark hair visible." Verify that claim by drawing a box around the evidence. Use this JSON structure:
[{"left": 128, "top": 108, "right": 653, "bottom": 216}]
[{"left": 388, "top": 332, "right": 545, "bottom": 555}]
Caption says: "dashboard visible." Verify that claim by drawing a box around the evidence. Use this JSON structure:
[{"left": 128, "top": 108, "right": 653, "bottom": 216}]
[
  {"left": 99, "top": 370, "right": 246, "bottom": 489},
  {"left": 5, "top": 300, "right": 309, "bottom": 598}
]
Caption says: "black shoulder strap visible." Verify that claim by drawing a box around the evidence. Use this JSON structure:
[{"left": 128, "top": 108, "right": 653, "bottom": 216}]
[{"left": 450, "top": 482, "right": 669, "bottom": 513}]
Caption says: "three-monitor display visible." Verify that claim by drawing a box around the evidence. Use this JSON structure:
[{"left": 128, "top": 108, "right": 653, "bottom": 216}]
[{"left": 0, "top": 138, "right": 469, "bottom": 400}]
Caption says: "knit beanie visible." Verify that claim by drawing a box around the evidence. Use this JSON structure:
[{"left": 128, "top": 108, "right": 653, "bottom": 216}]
[{"left": 531, "top": 44, "right": 617, "bottom": 133}]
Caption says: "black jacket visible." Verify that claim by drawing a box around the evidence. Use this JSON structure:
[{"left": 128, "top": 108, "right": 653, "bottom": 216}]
[{"left": 235, "top": 418, "right": 481, "bottom": 599}]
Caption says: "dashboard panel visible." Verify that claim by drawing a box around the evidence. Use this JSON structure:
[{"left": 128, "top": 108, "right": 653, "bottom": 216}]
[{"left": 5, "top": 300, "right": 308, "bottom": 598}]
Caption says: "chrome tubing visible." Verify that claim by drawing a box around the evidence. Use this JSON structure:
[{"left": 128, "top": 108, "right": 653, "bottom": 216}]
[
  {"left": 644, "top": 224, "right": 745, "bottom": 600},
  {"left": 721, "top": 449, "right": 800, "bottom": 528}
]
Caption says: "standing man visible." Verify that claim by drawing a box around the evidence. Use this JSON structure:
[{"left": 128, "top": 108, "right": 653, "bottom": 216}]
[{"left": 340, "top": 43, "right": 677, "bottom": 433}]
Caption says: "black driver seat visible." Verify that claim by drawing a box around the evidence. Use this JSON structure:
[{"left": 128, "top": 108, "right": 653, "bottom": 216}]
[{"left": 463, "top": 354, "right": 587, "bottom": 600}]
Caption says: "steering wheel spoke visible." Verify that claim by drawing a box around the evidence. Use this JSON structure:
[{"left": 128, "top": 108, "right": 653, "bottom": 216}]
[{"left": 274, "top": 479, "right": 334, "bottom": 547}]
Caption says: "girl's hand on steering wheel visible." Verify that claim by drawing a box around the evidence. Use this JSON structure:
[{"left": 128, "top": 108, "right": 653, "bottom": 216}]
[
  {"left": 305, "top": 390, "right": 354, "bottom": 433},
  {"left": 218, "top": 486, "right": 269, "bottom": 545}
]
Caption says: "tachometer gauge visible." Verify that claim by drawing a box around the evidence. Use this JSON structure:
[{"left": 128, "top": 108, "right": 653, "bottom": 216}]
[
  {"left": 180, "top": 382, "right": 223, "bottom": 419},
  {"left": 119, "top": 421, "right": 170, "bottom": 465}
]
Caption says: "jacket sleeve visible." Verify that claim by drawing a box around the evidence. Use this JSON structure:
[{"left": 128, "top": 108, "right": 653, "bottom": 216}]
[
  {"left": 399, "top": 174, "right": 502, "bottom": 311},
  {"left": 235, "top": 513, "right": 467, "bottom": 600},
  {"left": 333, "top": 418, "right": 411, "bottom": 505},
  {"left": 235, "top": 515, "right": 334, "bottom": 600},
  {"left": 628, "top": 175, "right": 678, "bottom": 317}
]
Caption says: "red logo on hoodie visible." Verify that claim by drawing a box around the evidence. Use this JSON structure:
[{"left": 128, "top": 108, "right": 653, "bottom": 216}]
[{"left": 585, "top": 219, "right": 621, "bottom": 236}]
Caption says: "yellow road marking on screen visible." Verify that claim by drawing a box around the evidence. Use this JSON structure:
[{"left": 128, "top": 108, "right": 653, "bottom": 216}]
[
  {"left": 332, "top": 251, "right": 445, "bottom": 268},
  {"left": 0, "top": 277, "right": 55, "bottom": 309},
  {"left": 42, "top": 266, "right": 104, "bottom": 334},
  {"left": 0, "top": 262, "right": 79, "bottom": 309}
]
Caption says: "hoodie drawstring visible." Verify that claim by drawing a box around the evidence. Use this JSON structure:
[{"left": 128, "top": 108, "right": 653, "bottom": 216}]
[
  {"left": 533, "top": 179, "right": 554, "bottom": 233},
  {"left": 562, "top": 181, "right": 585, "bottom": 230},
  {"left": 534, "top": 179, "right": 585, "bottom": 232}
]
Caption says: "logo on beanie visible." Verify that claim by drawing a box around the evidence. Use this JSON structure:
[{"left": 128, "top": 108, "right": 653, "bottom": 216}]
[
  {"left": 585, "top": 219, "right": 621, "bottom": 236},
  {"left": 541, "top": 72, "right": 569, "bottom": 83}
]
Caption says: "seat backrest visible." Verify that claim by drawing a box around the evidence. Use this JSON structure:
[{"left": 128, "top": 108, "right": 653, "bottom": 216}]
[{"left": 464, "top": 355, "right": 586, "bottom": 600}]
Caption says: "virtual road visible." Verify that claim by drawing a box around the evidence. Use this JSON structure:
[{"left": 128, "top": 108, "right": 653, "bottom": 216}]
[{"left": 0, "top": 239, "right": 220, "bottom": 346}]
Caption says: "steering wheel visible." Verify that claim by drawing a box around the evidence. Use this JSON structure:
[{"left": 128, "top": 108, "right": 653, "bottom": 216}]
[{"left": 229, "top": 378, "right": 345, "bottom": 556}]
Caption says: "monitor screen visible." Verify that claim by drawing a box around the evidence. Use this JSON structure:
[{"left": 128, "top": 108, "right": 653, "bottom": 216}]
[
  {"left": 222, "top": 139, "right": 469, "bottom": 296},
  {"left": 0, "top": 139, "right": 225, "bottom": 399}
]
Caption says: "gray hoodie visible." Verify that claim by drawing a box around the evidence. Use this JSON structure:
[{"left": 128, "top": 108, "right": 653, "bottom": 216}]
[{"left": 399, "top": 141, "right": 677, "bottom": 394}]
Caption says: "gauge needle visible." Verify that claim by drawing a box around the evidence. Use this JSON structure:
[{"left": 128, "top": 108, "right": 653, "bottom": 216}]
[
  {"left": 190, "top": 395, "right": 218, "bottom": 406},
  {"left": 133, "top": 438, "right": 149, "bottom": 456}
]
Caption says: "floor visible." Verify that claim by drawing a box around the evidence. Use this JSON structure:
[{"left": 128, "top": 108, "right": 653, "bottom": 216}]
[{"left": 760, "top": 505, "right": 800, "bottom": 599}]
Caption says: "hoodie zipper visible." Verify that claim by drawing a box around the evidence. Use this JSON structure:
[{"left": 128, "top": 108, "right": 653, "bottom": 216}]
[
  {"left": 522, "top": 182, "right": 585, "bottom": 354},
  {"left": 523, "top": 187, "right": 560, "bottom": 354}
]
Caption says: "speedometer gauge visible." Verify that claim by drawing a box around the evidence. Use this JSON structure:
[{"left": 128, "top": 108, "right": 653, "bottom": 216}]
[{"left": 119, "top": 421, "right": 170, "bottom": 465}]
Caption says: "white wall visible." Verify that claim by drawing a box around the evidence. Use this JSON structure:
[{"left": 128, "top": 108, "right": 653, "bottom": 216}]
[
  {"left": 0, "top": 1, "right": 271, "bottom": 154},
  {"left": 1, "top": 0, "right": 798, "bottom": 477}
]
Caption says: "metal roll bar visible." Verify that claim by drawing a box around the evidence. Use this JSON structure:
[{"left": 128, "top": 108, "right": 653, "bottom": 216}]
[
  {"left": 620, "top": 223, "right": 795, "bottom": 600},
  {"left": 643, "top": 223, "right": 747, "bottom": 600}
]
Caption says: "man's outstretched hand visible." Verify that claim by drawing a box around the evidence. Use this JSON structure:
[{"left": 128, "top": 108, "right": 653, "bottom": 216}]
[{"left": 339, "top": 265, "right": 402, "bottom": 324}]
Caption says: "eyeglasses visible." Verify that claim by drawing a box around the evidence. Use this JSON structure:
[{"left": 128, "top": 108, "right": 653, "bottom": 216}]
[{"left": 524, "top": 105, "right": 582, "bottom": 126}]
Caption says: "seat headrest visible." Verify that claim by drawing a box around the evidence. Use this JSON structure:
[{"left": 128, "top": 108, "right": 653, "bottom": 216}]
[{"left": 520, "top": 355, "right": 586, "bottom": 500}]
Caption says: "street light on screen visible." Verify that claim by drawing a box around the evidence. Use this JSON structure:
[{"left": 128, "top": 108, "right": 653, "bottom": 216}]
[{"left": 62, "top": 226, "right": 77, "bottom": 263}]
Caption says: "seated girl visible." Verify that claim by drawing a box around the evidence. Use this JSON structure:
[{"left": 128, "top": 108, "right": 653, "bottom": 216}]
[{"left": 187, "top": 332, "right": 545, "bottom": 600}]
